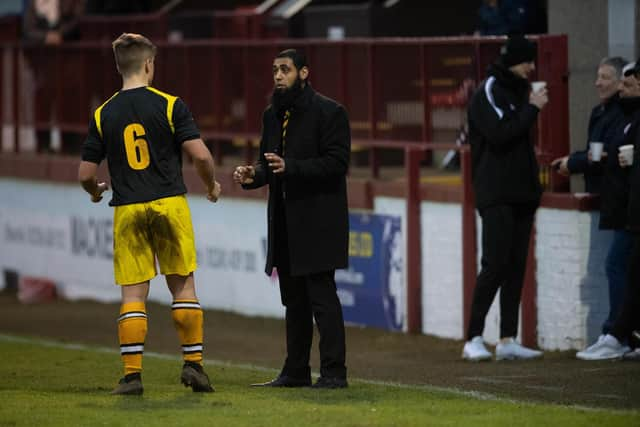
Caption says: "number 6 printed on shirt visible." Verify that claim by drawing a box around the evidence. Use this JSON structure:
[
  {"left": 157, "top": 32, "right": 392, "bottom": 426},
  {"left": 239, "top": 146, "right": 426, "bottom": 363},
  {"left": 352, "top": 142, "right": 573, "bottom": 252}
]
[{"left": 124, "top": 123, "right": 150, "bottom": 170}]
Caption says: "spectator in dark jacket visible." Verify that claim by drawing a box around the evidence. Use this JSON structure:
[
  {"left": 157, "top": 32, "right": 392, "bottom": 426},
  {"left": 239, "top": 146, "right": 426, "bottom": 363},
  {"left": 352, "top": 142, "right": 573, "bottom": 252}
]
[
  {"left": 578, "top": 61, "right": 640, "bottom": 360},
  {"left": 551, "top": 57, "right": 627, "bottom": 193},
  {"left": 462, "top": 35, "right": 548, "bottom": 361},
  {"left": 233, "top": 49, "right": 350, "bottom": 388},
  {"left": 576, "top": 62, "right": 640, "bottom": 360}
]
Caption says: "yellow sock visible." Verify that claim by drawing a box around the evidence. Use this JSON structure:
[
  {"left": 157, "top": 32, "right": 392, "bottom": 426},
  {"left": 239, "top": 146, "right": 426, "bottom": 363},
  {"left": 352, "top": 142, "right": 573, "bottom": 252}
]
[
  {"left": 117, "top": 301, "right": 147, "bottom": 376},
  {"left": 172, "top": 300, "right": 204, "bottom": 365}
]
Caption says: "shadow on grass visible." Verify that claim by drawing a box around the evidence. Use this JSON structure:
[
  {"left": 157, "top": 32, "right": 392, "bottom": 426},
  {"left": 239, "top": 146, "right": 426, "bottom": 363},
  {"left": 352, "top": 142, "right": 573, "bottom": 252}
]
[
  {"left": 251, "top": 384, "right": 385, "bottom": 406},
  {"left": 75, "top": 394, "right": 234, "bottom": 411}
]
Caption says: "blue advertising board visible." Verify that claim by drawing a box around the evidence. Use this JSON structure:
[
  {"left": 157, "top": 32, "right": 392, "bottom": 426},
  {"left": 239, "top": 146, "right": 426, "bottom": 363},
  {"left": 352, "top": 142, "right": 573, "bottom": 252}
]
[{"left": 336, "top": 213, "right": 404, "bottom": 331}]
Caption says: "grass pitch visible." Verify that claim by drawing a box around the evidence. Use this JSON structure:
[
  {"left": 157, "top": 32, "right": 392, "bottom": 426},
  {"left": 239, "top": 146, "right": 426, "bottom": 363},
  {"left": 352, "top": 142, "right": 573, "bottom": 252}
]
[{"left": 0, "top": 335, "right": 637, "bottom": 426}]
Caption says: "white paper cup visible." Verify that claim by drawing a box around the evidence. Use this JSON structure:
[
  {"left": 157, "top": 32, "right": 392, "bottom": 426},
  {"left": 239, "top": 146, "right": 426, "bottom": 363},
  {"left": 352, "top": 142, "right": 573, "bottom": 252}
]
[
  {"left": 531, "top": 81, "right": 547, "bottom": 92},
  {"left": 620, "top": 144, "right": 634, "bottom": 165},
  {"left": 590, "top": 141, "right": 604, "bottom": 161}
]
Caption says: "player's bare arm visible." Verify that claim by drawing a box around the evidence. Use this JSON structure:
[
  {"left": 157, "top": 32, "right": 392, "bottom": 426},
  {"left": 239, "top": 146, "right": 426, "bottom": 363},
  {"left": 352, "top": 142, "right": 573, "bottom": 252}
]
[
  {"left": 182, "top": 138, "right": 221, "bottom": 202},
  {"left": 78, "top": 160, "right": 109, "bottom": 203}
]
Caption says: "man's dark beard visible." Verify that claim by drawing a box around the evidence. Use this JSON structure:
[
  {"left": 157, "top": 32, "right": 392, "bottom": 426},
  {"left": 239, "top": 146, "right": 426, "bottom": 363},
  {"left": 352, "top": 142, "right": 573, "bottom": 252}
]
[{"left": 271, "top": 77, "right": 304, "bottom": 114}]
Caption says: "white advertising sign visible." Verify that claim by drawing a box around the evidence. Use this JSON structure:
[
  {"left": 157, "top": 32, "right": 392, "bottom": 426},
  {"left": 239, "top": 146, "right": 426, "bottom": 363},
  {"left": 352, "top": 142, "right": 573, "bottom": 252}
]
[{"left": 0, "top": 179, "right": 284, "bottom": 318}]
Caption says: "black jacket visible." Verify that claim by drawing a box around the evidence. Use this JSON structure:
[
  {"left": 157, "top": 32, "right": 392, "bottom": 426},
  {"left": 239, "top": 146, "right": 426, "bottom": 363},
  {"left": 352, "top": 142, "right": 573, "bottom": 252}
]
[
  {"left": 599, "top": 97, "right": 640, "bottom": 229},
  {"left": 625, "top": 106, "right": 640, "bottom": 232},
  {"left": 467, "top": 62, "right": 542, "bottom": 210},
  {"left": 567, "top": 94, "right": 625, "bottom": 194},
  {"left": 243, "top": 84, "right": 350, "bottom": 276}
]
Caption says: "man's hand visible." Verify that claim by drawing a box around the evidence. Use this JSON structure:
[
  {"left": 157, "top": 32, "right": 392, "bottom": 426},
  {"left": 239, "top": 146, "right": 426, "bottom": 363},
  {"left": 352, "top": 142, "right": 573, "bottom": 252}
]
[
  {"left": 207, "top": 180, "right": 221, "bottom": 202},
  {"left": 550, "top": 156, "right": 570, "bottom": 176},
  {"left": 45, "top": 31, "right": 62, "bottom": 45},
  {"left": 587, "top": 150, "right": 607, "bottom": 163},
  {"left": 619, "top": 152, "right": 632, "bottom": 168},
  {"left": 529, "top": 87, "right": 548, "bottom": 110},
  {"left": 264, "top": 152, "right": 285, "bottom": 174},
  {"left": 91, "top": 182, "right": 109, "bottom": 203},
  {"left": 233, "top": 165, "right": 256, "bottom": 184}
]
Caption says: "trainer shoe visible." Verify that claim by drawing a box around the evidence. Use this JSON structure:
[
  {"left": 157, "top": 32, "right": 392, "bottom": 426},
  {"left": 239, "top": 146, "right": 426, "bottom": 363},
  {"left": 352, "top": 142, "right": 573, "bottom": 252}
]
[
  {"left": 462, "top": 336, "right": 492, "bottom": 361},
  {"left": 495, "top": 338, "right": 542, "bottom": 360},
  {"left": 575, "top": 334, "right": 628, "bottom": 361},
  {"left": 111, "top": 372, "right": 143, "bottom": 395},
  {"left": 576, "top": 335, "right": 606, "bottom": 359},
  {"left": 181, "top": 362, "right": 214, "bottom": 392},
  {"left": 622, "top": 348, "right": 640, "bottom": 361}
]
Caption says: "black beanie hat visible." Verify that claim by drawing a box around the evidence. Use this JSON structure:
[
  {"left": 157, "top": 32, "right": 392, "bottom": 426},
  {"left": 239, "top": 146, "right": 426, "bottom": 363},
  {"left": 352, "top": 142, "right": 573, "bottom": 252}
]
[{"left": 500, "top": 35, "right": 537, "bottom": 67}]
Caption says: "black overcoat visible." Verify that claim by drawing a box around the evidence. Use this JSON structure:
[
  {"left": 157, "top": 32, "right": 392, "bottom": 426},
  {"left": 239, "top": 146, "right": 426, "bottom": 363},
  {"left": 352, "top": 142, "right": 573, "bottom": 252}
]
[{"left": 244, "top": 84, "right": 350, "bottom": 276}]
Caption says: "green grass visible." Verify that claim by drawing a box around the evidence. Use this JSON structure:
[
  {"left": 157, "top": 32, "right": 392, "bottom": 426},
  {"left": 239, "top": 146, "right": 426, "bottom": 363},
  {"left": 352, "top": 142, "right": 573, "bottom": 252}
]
[{"left": 0, "top": 336, "right": 637, "bottom": 427}]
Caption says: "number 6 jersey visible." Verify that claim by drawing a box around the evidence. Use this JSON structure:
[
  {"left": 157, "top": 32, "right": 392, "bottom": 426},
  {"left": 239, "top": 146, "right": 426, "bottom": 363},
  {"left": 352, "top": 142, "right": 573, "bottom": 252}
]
[{"left": 82, "top": 86, "right": 200, "bottom": 206}]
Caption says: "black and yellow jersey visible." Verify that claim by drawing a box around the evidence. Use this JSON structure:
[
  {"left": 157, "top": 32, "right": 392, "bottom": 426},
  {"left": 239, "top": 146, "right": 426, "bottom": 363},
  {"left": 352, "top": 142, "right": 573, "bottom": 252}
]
[{"left": 81, "top": 86, "right": 200, "bottom": 206}]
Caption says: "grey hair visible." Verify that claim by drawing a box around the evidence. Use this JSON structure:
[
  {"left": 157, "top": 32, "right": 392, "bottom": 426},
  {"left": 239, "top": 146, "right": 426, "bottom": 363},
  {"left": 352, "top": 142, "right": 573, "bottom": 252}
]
[{"left": 599, "top": 56, "right": 629, "bottom": 79}]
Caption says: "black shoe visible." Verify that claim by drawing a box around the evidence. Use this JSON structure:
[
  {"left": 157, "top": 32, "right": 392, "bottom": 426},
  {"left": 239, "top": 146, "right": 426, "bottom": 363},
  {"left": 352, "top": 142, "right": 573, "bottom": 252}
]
[
  {"left": 111, "top": 372, "right": 143, "bottom": 395},
  {"left": 181, "top": 362, "right": 214, "bottom": 392},
  {"left": 251, "top": 375, "right": 311, "bottom": 387},
  {"left": 312, "top": 376, "right": 348, "bottom": 389}
]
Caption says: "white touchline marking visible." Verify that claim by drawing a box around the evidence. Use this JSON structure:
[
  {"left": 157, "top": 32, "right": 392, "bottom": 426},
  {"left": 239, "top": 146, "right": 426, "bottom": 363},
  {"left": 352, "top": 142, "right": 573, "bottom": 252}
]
[{"left": 0, "top": 334, "right": 634, "bottom": 413}]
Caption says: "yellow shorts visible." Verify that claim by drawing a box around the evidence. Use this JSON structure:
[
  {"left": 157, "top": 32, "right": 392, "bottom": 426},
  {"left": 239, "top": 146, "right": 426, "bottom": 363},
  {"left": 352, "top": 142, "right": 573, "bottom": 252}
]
[{"left": 113, "top": 195, "right": 197, "bottom": 285}]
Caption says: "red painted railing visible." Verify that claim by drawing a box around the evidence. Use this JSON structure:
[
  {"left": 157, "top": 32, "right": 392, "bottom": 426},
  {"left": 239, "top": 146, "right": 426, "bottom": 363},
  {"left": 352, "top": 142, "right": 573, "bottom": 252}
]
[
  {"left": 2, "top": 36, "right": 568, "bottom": 164},
  {"left": 0, "top": 35, "right": 569, "bottom": 340}
]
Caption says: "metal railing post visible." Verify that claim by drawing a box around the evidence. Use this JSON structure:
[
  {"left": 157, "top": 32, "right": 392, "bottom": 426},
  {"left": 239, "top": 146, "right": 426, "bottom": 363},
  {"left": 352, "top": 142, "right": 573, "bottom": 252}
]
[
  {"left": 460, "top": 147, "right": 477, "bottom": 337},
  {"left": 405, "top": 145, "right": 423, "bottom": 334}
]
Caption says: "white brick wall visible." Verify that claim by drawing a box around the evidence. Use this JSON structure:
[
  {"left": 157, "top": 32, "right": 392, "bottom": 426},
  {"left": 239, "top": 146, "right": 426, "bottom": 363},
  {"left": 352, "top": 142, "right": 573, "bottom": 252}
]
[
  {"left": 421, "top": 202, "right": 463, "bottom": 339},
  {"left": 415, "top": 202, "right": 611, "bottom": 350},
  {"left": 0, "top": 179, "right": 613, "bottom": 350},
  {"left": 535, "top": 208, "right": 612, "bottom": 350}
]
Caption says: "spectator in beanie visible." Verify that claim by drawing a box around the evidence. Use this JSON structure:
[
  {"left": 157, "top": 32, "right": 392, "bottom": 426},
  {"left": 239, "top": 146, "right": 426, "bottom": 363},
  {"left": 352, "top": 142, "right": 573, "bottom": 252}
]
[{"left": 462, "top": 34, "right": 548, "bottom": 361}]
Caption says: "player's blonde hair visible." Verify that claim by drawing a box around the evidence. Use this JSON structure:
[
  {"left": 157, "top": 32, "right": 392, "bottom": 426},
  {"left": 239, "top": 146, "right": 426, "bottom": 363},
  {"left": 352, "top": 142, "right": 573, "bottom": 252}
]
[{"left": 112, "top": 33, "right": 157, "bottom": 76}]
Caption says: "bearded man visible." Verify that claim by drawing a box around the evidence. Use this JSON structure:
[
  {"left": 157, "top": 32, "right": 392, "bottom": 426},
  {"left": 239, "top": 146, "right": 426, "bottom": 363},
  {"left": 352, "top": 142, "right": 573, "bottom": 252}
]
[{"left": 233, "top": 49, "right": 351, "bottom": 388}]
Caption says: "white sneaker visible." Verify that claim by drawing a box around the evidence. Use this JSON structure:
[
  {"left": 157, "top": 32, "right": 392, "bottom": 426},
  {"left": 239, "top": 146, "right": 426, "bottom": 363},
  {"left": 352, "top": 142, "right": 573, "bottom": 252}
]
[
  {"left": 622, "top": 348, "right": 640, "bottom": 361},
  {"left": 575, "top": 334, "right": 629, "bottom": 361},
  {"left": 576, "top": 335, "right": 606, "bottom": 359},
  {"left": 495, "top": 338, "right": 543, "bottom": 360},
  {"left": 462, "top": 336, "right": 492, "bottom": 361}
]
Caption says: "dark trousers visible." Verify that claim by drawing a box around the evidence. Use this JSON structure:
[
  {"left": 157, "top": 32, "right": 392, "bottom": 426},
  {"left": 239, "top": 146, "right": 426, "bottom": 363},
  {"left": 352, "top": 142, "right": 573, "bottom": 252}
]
[
  {"left": 603, "top": 230, "right": 633, "bottom": 334},
  {"left": 467, "top": 204, "right": 536, "bottom": 340},
  {"left": 273, "top": 198, "right": 347, "bottom": 380},
  {"left": 278, "top": 269, "right": 347, "bottom": 379},
  {"left": 611, "top": 233, "right": 640, "bottom": 343}
]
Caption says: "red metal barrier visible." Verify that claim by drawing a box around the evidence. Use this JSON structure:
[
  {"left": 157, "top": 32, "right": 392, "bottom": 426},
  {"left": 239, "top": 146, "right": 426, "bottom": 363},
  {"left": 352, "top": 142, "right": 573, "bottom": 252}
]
[
  {"left": 2, "top": 35, "right": 569, "bottom": 174},
  {"left": 0, "top": 35, "right": 569, "bottom": 337},
  {"left": 461, "top": 148, "right": 477, "bottom": 339},
  {"left": 78, "top": 13, "right": 169, "bottom": 42},
  {"left": 0, "top": 16, "right": 20, "bottom": 43},
  {"left": 405, "top": 145, "right": 424, "bottom": 333}
]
